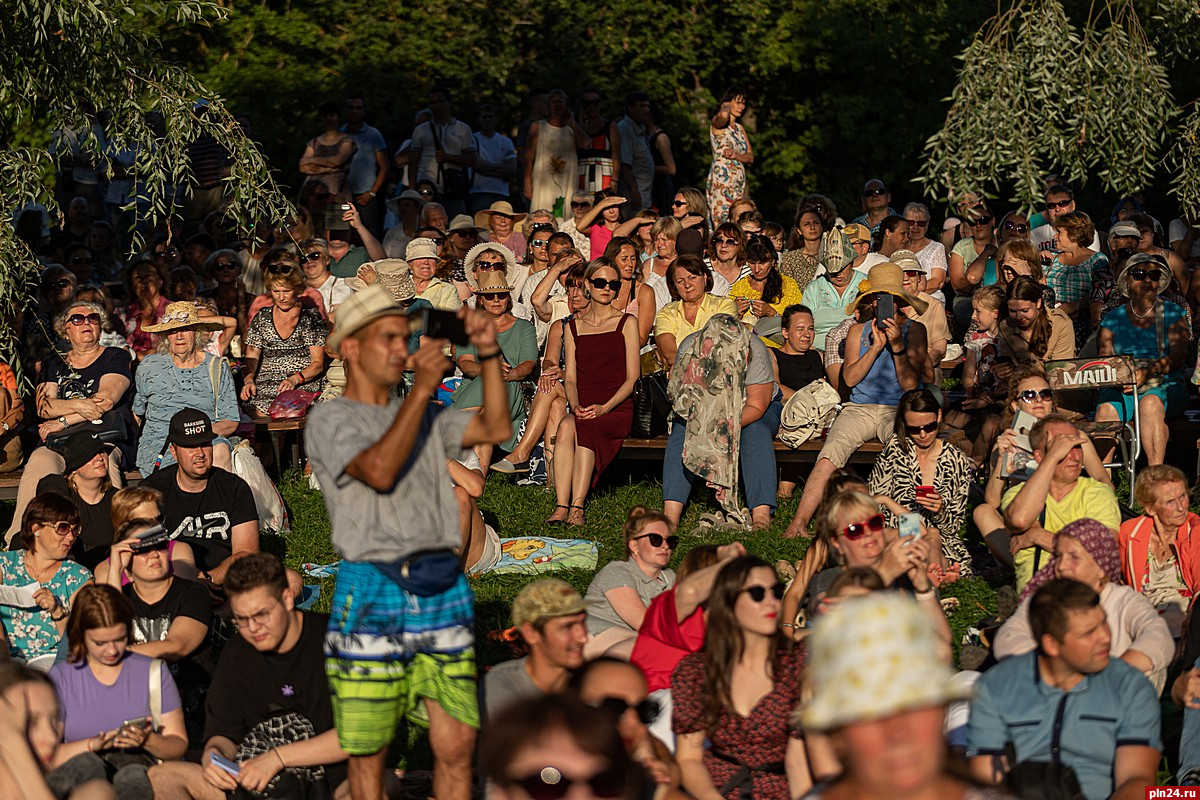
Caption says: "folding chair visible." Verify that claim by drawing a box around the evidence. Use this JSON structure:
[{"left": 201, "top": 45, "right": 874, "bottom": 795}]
[{"left": 1044, "top": 356, "right": 1140, "bottom": 491}]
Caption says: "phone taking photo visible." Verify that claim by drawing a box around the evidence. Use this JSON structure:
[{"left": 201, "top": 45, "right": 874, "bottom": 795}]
[
  {"left": 412, "top": 308, "right": 470, "bottom": 346},
  {"left": 875, "top": 294, "right": 894, "bottom": 326},
  {"left": 898, "top": 513, "right": 922, "bottom": 540}
]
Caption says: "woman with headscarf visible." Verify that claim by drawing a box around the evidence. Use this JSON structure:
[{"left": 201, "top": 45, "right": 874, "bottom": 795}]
[{"left": 994, "top": 518, "right": 1173, "bottom": 691}]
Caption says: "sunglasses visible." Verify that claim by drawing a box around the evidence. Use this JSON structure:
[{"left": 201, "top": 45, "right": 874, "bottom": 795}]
[
  {"left": 742, "top": 583, "right": 786, "bottom": 602},
  {"left": 1002, "top": 221, "right": 1029, "bottom": 233},
  {"left": 840, "top": 513, "right": 885, "bottom": 540},
  {"left": 1130, "top": 268, "right": 1162, "bottom": 282},
  {"left": 41, "top": 520, "right": 79, "bottom": 537},
  {"left": 905, "top": 420, "right": 939, "bottom": 435},
  {"left": 850, "top": 239, "right": 871, "bottom": 246},
  {"left": 68, "top": 313, "right": 102, "bottom": 326},
  {"left": 530, "top": 239, "right": 549, "bottom": 248},
  {"left": 1019, "top": 388, "right": 1054, "bottom": 403},
  {"left": 418, "top": 189, "right": 435, "bottom": 197},
  {"left": 47, "top": 278, "right": 74, "bottom": 290},
  {"left": 672, "top": 200, "right": 688, "bottom": 207},
  {"left": 266, "top": 263, "right": 295, "bottom": 274},
  {"left": 155, "top": 247, "right": 179, "bottom": 258},
  {"left": 478, "top": 292, "right": 509, "bottom": 301},
  {"left": 592, "top": 696, "right": 661, "bottom": 724},
  {"left": 571, "top": 202, "right": 592, "bottom": 209},
  {"left": 904, "top": 219, "right": 928, "bottom": 228},
  {"left": 714, "top": 237, "right": 739, "bottom": 246},
  {"left": 213, "top": 260, "right": 239, "bottom": 271},
  {"left": 970, "top": 216, "right": 993, "bottom": 227},
  {"left": 903, "top": 270, "right": 924, "bottom": 277},
  {"left": 425, "top": 237, "right": 446, "bottom": 245},
  {"left": 589, "top": 278, "right": 621, "bottom": 291},
  {"left": 1046, "top": 198, "right": 1073, "bottom": 210},
  {"left": 863, "top": 187, "right": 888, "bottom": 197},
  {"left": 632, "top": 532, "right": 678, "bottom": 549},
  {"left": 506, "top": 765, "right": 625, "bottom": 800},
  {"left": 530, "top": 223, "right": 557, "bottom": 233},
  {"left": 476, "top": 261, "right": 506, "bottom": 271},
  {"left": 133, "top": 541, "right": 169, "bottom": 554},
  {"left": 302, "top": 252, "right": 323, "bottom": 262}
]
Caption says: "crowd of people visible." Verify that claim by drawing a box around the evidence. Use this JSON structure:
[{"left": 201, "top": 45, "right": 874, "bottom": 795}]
[{"left": 4, "top": 84, "right": 1200, "bottom": 799}]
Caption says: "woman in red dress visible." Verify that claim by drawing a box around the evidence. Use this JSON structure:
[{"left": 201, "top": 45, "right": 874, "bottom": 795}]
[{"left": 547, "top": 258, "right": 639, "bottom": 525}]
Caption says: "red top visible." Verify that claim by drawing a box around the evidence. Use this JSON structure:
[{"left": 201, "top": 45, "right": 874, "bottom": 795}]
[{"left": 630, "top": 588, "right": 707, "bottom": 692}]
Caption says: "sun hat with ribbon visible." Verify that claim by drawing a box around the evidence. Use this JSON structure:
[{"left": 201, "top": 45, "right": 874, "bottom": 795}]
[
  {"left": 141, "top": 301, "right": 224, "bottom": 333},
  {"left": 464, "top": 243, "right": 522, "bottom": 291},
  {"left": 348, "top": 259, "right": 417, "bottom": 303},
  {"left": 474, "top": 200, "right": 527, "bottom": 229},
  {"left": 800, "top": 592, "right": 971, "bottom": 731},
  {"left": 847, "top": 261, "right": 929, "bottom": 315}
]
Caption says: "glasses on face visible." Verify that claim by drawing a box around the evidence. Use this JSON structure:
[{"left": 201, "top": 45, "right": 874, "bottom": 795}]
[
  {"left": 840, "top": 513, "right": 885, "bottom": 540},
  {"left": 1019, "top": 388, "right": 1053, "bottom": 403},
  {"left": 851, "top": 239, "right": 870, "bottom": 247},
  {"left": 214, "top": 260, "right": 239, "bottom": 271},
  {"left": 425, "top": 236, "right": 446, "bottom": 246},
  {"left": 302, "top": 252, "right": 324, "bottom": 263},
  {"left": 47, "top": 278, "right": 74, "bottom": 290},
  {"left": 266, "top": 263, "right": 294, "bottom": 274},
  {"left": 863, "top": 187, "right": 888, "bottom": 197},
  {"left": 714, "top": 237, "right": 738, "bottom": 246},
  {"left": 904, "top": 218, "right": 928, "bottom": 229},
  {"left": 155, "top": 247, "right": 179, "bottom": 259},
  {"left": 68, "top": 313, "right": 102, "bottom": 327},
  {"left": 530, "top": 239, "right": 550, "bottom": 248},
  {"left": 476, "top": 260, "right": 506, "bottom": 272},
  {"left": 1130, "top": 268, "right": 1162, "bottom": 282},
  {"left": 418, "top": 189, "right": 435, "bottom": 198},
  {"left": 231, "top": 604, "right": 277, "bottom": 630},
  {"left": 672, "top": 200, "right": 688, "bottom": 208},
  {"left": 591, "top": 696, "right": 661, "bottom": 724},
  {"left": 1002, "top": 221, "right": 1029, "bottom": 234},
  {"left": 1046, "top": 198, "right": 1073, "bottom": 210},
  {"left": 41, "top": 521, "right": 79, "bottom": 537},
  {"left": 133, "top": 541, "right": 169, "bottom": 554},
  {"left": 506, "top": 765, "right": 625, "bottom": 800},
  {"left": 571, "top": 202, "right": 591, "bottom": 210},
  {"left": 633, "top": 532, "right": 678, "bottom": 549},
  {"left": 905, "top": 420, "right": 939, "bottom": 436},
  {"left": 741, "top": 583, "right": 786, "bottom": 602},
  {"left": 970, "top": 216, "right": 993, "bottom": 227},
  {"left": 478, "top": 292, "right": 509, "bottom": 302},
  {"left": 903, "top": 270, "right": 923, "bottom": 278},
  {"left": 589, "top": 278, "right": 621, "bottom": 291}
]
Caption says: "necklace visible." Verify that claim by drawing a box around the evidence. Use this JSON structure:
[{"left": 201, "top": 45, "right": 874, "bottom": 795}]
[
  {"left": 1129, "top": 301, "right": 1155, "bottom": 320},
  {"left": 26, "top": 552, "right": 60, "bottom": 584}
]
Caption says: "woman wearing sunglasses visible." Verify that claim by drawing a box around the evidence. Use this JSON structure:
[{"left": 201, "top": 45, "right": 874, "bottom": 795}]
[
  {"left": 902, "top": 202, "right": 948, "bottom": 298},
  {"left": 673, "top": 555, "right": 810, "bottom": 800},
  {"left": 707, "top": 222, "right": 747, "bottom": 293},
  {"left": 0, "top": 493, "right": 91, "bottom": 667},
  {"left": 948, "top": 204, "right": 999, "bottom": 332},
  {"left": 547, "top": 260, "right": 638, "bottom": 525},
  {"left": 583, "top": 507, "right": 677, "bottom": 660},
  {"left": 297, "top": 238, "right": 353, "bottom": 318},
  {"left": 1094, "top": 253, "right": 1189, "bottom": 466},
  {"left": 6, "top": 299, "right": 135, "bottom": 546},
  {"left": 202, "top": 249, "right": 252, "bottom": 337},
  {"left": 868, "top": 389, "right": 975, "bottom": 575}
]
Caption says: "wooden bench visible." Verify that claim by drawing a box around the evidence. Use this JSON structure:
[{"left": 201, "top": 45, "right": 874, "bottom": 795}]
[
  {"left": 252, "top": 417, "right": 308, "bottom": 474},
  {"left": 0, "top": 470, "right": 143, "bottom": 501}
]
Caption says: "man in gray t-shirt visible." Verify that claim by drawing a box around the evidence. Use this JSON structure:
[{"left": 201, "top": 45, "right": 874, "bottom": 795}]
[{"left": 308, "top": 285, "right": 511, "bottom": 800}]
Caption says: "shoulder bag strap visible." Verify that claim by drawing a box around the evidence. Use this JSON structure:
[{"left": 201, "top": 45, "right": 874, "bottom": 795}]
[
  {"left": 149, "top": 657, "right": 164, "bottom": 730},
  {"left": 1155, "top": 298, "right": 1166, "bottom": 358},
  {"left": 208, "top": 354, "right": 221, "bottom": 419},
  {"left": 428, "top": 119, "right": 444, "bottom": 185}
]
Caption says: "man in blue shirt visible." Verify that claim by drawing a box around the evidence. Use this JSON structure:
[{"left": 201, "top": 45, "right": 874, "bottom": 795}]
[
  {"left": 342, "top": 96, "right": 389, "bottom": 237},
  {"left": 968, "top": 578, "right": 1160, "bottom": 800}
]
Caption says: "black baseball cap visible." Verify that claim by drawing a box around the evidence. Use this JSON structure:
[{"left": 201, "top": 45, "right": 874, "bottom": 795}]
[
  {"left": 62, "top": 429, "right": 113, "bottom": 474},
  {"left": 168, "top": 408, "right": 215, "bottom": 447}
]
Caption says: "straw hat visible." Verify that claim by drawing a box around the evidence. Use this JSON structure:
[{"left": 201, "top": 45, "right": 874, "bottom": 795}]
[
  {"left": 447, "top": 214, "right": 484, "bottom": 234},
  {"left": 1117, "top": 252, "right": 1171, "bottom": 296},
  {"left": 801, "top": 593, "right": 971, "bottom": 731},
  {"left": 474, "top": 200, "right": 527, "bottom": 229},
  {"left": 348, "top": 259, "right": 417, "bottom": 304},
  {"left": 141, "top": 301, "right": 224, "bottom": 333},
  {"left": 464, "top": 243, "right": 521, "bottom": 291},
  {"left": 847, "top": 261, "right": 929, "bottom": 315},
  {"left": 328, "top": 285, "right": 408, "bottom": 355},
  {"left": 890, "top": 249, "right": 926, "bottom": 276},
  {"left": 473, "top": 269, "right": 514, "bottom": 295}
]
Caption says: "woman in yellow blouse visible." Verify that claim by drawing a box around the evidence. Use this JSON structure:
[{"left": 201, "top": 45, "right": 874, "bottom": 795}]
[
  {"left": 653, "top": 255, "right": 737, "bottom": 366},
  {"left": 729, "top": 236, "right": 802, "bottom": 346}
]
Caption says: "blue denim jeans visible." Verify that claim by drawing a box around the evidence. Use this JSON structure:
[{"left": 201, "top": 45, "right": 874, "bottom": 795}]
[
  {"left": 1181, "top": 657, "right": 1200, "bottom": 782},
  {"left": 662, "top": 398, "right": 783, "bottom": 514}
]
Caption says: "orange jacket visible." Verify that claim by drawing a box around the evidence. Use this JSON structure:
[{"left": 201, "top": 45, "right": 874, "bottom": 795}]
[{"left": 1118, "top": 512, "right": 1200, "bottom": 598}]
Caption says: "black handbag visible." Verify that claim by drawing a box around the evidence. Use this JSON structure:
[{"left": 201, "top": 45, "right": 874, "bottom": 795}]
[
  {"left": 630, "top": 371, "right": 670, "bottom": 439},
  {"left": 44, "top": 410, "right": 128, "bottom": 452},
  {"left": 1006, "top": 760, "right": 1085, "bottom": 800}
]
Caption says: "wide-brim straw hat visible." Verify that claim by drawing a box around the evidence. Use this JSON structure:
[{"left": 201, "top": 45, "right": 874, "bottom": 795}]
[
  {"left": 464, "top": 243, "right": 521, "bottom": 290},
  {"left": 328, "top": 285, "right": 408, "bottom": 355},
  {"left": 1118, "top": 252, "right": 1171, "bottom": 296},
  {"left": 847, "top": 261, "right": 929, "bottom": 315},
  {"left": 473, "top": 269, "right": 514, "bottom": 295},
  {"left": 447, "top": 214, "right": 484, "bottom": 234},
  {"left": 800, "top": 593, "right": 971, "bottom": 731},
  {"left": 142, "top": 301, "right": 224, "bottom": 333},
  {"left": 348, "top": 259, "right": 417, "bottom": 303},
  {"left": 474, "top": 200, "right": 527, "bottom": 229}
]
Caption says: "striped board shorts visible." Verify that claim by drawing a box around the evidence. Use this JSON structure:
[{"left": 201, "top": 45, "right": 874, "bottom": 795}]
[{"left": 324, "top": 559, "right": 478, "bottom": 755}]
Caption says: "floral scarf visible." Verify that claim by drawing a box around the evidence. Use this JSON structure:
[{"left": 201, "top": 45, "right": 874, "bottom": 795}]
[
  {"left": 668, "top": 314, "right": 752, "bottom": 522},
  {"left": 1020, "top": 517, "right": 1124, "bottom": 601}
]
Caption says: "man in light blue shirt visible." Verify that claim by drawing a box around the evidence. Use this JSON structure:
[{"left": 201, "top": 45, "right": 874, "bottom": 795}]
[
  {"left": 616, "top": 92, "right": 654, "bottom": 211},
  {"left": 342, "top": 95, "right": 389, "bottom": 237}
]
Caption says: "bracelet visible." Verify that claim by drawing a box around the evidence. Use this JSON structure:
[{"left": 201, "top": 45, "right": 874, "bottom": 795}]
[
  {"left": 293, "top": 372, "right": 305, "bottom": 384},
  {"left": 914, "top": 585, "right": 935, "bottom": 596},
  {"left": 477, "top": 350, "right": 502, "bottom": 362},
  {"left": 890, "top": 347, "right": 905, "bottom": 355},
  {"left": 273, "top": 747, "right": 286, "bottom": 767},
  {"left": 780, "top": 622, "right": 796, "bottom": 630}
]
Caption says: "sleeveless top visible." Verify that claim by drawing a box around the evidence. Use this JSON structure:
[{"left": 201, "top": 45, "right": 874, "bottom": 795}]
[
  {"left": 578, "top": 124, "right": 615, "bottom": 194},
  {"left": 849, "top": 320, "right": 910, "bottom": 406}
]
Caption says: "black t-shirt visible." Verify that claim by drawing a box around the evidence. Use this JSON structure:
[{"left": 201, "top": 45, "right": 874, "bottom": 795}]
[
  {"left": 205, "top": 611, "right": 345, "bottom": 787},
  {"left": 124, "top": 576, "right": 215, "bottom": 682},
  {"left": 774, "top": 349, "right": 826, "bottom": 392},
  {"left": 34, "top": 474, "right": 115, "bottom": 570},
  {"left": 141, "top": 466, "right": 258, "bottom": 573},
  {"left": 39, "top": 347, "right": 137, "bottom": 462}
]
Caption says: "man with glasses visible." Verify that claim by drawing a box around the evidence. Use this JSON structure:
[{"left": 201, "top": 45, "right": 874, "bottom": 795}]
[
  {"left": 1032, "top": 185, "right": 1100, "bottom": 258},
  {"left": 468, "top": 104, "right": 516, "bottom": 215},
  {"left": 851, "top": 179, "right": 897, "bottom": 234},
  {"left": 560, "top": 190, "right": 594, "bottom": 258},
  {"left": 999, "top": 414, "right": 1120, "bottom": 592},
  {"left": 149, "top": 553, "right": 351, "bottom": 799},
  {"left": 481, "top": 579, "right": 591, "bottom": 721}
]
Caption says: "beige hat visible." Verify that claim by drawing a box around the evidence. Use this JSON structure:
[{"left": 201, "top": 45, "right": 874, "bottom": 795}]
[
  {"left": 474, "top": 200, "right": 527, "bottom": 229},
  {"left": 512, "top": 579, "right": 591, "bottom": 627},
  {"left": 385, "top": 189, "right": 426, "bottom": 216},
  {"left": 347, "top": 259, "right": 417, "bottom": 303},
  {"left": 406, "top": 237, "right": 439, "bottom": 262},
  {"left": 890, "top": 249, "right": 927, "bottom": 276},
  {"left": 842, "top": 223, "right": 872, "bottom": 245},
  {"left": 473, "top": 269, "right": 514, "bottom": 295},
  {"left": 327, "top": 285, "right": 408, "bottom": 355},
  {"left": 847, "top": 261, "right": 929, "bottom": 315},
  {"left": 141, "top": 301, "right": 224, "bottom": 333},
  {"left": 1118, "top": 252, "right": 1171, "bottom": 296},
  {"left": 447, "top": 214, "right": 483, "bottom": 234},
  {"left": 801, "top": 593, "right": 970, "bottom": 731},
  {"left": 464, "top": 243, "right": 521, "bottom": 291}
]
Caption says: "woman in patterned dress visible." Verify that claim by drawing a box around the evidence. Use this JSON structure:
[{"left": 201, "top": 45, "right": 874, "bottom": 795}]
[
  {"left": 240, "top": 267, "right": 327, "bottom": 416},
  {"left": 705, "top": 87, "right": 753, "bottom": 228}
]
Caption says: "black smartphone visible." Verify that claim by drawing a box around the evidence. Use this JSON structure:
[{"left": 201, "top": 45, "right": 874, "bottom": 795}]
[
  {"left": 324, "top": 203, "right": 352, "bottom": 231},
  {"left": 875, "top": 294, "right": 894, "bottom": 325},
  {"left": 413, "top": 308, "right": 469, "bottom": 346}
]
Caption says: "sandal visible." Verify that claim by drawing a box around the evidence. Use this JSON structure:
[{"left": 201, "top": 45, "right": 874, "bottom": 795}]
[
  {"left": 567, "top": 504, "right": 585, "bottom": 526},
  {"left": 546, "top": 504, "right": 570, "bottom": 525}
]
